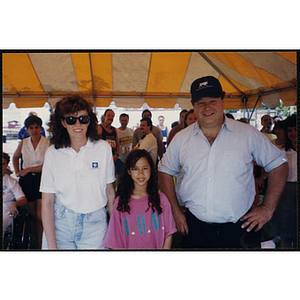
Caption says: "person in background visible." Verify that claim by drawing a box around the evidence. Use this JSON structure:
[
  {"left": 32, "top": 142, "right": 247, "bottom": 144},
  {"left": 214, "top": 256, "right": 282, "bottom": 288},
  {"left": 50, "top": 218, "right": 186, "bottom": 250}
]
[
  {"left": 133, "top": 117, "right": 157, "bottom": 165},
  {"left": 256, "top": 115, "right": 277, "bottom": 195},
  {"left": 40, "top": 95, "right": 115, "bottom": 250},
  {"left": 171, "top": 121, "right": 179, "bottom": 128},
  {"left": 103, "top": 149, "right": 177, "bottom": 249},
  {"left": 158, "top": 76, "right": 289, "bottom": 249},
  {"left": 116, "top": 113, "right": 133, "bottom": 176},
  {"left": 175, "top": 108, "right": 198, "bottom": 209},
  {"left": 18, "top": 112, "right": 46, "bottom": 140},
  {"left": 157, "top": 115, "right": 168, "bottom": 153},
  {"left": 132, "top": 109, "right": 164, "bottom": 160},
  {"left": 97, "top": 109, "right": 120, "bottom": 163},
  {"left": 237, "top": 117, "right": 249, "bottom": 124},
  {"left": 3, "top": 152, "right": 27, "bottom": 238},
  {"left": 273, "top": 114, "right": 297, "bottom": 248},
  {"left": 183, "top": 109, "right": 197, "bottom": 128},
  {"left": 225, "top": 113, "right": 235, "bottom": 119},
  {"left": 13, "top": 115, "right": 50, "bottom": 249},
  {"left": 167, "top": 109, "right": 188, "bottom": 147},
  {"left": 271, "top": 120, "right": 286, "bottom": 150},
  {"left": 260, "top": 115, "right": 276, "bottom": 140}
]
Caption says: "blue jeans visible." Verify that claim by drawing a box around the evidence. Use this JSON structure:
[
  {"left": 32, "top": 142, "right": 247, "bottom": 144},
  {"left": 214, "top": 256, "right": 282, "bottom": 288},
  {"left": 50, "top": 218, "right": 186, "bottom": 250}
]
[{"left": 42, "top": 200, "right": 108, "bottom": 250}]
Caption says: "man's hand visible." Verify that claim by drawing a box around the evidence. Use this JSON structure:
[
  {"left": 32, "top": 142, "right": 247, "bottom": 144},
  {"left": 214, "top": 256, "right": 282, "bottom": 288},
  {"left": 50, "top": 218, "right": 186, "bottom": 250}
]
[
  {"left": 158, "top": 171, "right": 188, "bottom": 235},
  {"left": 173, "top": 208, "right": 189, "bottom": 236},
  {"left": 243, "top": 162, "right": 289, "bottom": 232},
  {"left": 240, "top": 205, "right": 273, "bottom": 232}
]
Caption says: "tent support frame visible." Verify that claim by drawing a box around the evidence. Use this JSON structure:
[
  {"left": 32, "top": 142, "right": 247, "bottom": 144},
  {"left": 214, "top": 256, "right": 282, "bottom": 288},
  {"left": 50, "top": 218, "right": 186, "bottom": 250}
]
[
  {"left": 88, "top": 53, "right": 97, "bottom": 111},
  {"left": 198, "top": 52, "right": 245, "bottom": 97},
  {"left": 242, "top": 95, "right": 248, "bottom": 117},
  {"left": 248, "top": 94, "right": 261, "bottom": 121}
]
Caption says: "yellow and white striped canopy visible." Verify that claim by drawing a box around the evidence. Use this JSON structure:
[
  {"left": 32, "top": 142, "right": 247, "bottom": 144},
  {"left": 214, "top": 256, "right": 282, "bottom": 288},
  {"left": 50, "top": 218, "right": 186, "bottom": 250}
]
[{"left": 3, "top": 51, "right": 297, "bottom": 110}]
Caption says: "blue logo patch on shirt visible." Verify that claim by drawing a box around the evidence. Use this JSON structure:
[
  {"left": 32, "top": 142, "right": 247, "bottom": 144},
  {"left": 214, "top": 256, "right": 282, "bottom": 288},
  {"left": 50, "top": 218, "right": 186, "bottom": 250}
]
[{"left": 92, "top": 162, "right": 99, "bottom": 168}]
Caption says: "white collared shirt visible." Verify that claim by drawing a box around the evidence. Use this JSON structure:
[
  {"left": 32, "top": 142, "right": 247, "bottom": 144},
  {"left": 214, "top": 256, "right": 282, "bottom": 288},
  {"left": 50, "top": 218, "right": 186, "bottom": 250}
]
[
  {"left": 3, "top": 174, "right": 25, "bottom": 205},
  {"left": 21, "top": 136, "right": 50, "bottom": 169},
  {"left": 158, "top": 117, "right": 288, "bottom": 223},
  {"left": 40, "top": 139, "right": 115, "bottom": 213},
  {"left": 134, "top": 133, "right": 157, "bottom": 164}
]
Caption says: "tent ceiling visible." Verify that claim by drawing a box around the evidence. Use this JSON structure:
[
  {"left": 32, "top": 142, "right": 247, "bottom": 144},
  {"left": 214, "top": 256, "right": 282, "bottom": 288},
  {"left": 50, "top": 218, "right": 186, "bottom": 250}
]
[{"left": 2, "top": 51, "right": 297, "bottom": 110}]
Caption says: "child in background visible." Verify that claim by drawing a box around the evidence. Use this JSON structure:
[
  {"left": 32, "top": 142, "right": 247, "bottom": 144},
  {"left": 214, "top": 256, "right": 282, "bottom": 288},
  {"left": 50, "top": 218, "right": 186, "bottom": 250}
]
[
  {"left": 103, "top": 149, "right": 177, "bottom": 249},
  {"left": 2, "top": 153, "right": 27, "bottom": 238}
]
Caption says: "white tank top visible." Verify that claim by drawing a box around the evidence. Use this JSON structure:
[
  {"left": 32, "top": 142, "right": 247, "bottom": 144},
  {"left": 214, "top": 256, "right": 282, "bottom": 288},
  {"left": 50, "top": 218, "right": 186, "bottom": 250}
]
[{"left": 21, "top": 136, "right": 50, "bottom": 169}]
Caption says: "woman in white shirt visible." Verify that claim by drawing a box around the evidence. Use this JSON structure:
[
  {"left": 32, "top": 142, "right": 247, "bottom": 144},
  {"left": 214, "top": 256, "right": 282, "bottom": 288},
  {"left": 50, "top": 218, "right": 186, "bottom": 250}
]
[
  {"left": 40, "top": 95, "right": 115, "bottom": 250},
  {"left": 13, "top": 115, "right": 50, "bottom": 248},
  {"left": 273, "top": 114, "right": 297, "bottom": 248}
]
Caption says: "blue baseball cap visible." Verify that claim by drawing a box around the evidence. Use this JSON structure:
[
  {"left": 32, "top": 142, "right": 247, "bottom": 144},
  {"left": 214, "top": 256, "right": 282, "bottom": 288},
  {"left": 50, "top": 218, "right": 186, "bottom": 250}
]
[{"left": 190, "top": 76, "right": 225, "bottom": 104}]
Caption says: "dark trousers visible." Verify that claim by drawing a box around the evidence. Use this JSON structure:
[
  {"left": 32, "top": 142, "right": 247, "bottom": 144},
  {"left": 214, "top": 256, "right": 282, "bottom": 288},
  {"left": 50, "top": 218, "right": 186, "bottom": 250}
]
[{"left": 182, "top": 210, "right": 261, "bottom": 249}]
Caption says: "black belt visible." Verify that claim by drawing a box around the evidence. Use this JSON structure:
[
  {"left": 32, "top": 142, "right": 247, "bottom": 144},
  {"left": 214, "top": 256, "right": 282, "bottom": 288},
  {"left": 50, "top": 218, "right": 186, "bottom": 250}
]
[
  {"left": 26, "top": 172, "right": 41, "bottom": 176},
  {"left": 200, "top": 220, "right": 236, "bottom": 227}
]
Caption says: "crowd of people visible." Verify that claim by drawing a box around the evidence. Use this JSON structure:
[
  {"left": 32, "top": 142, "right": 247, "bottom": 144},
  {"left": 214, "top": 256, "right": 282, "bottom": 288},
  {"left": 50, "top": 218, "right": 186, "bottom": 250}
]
[{"left": 2, "top": 75, "right": 297, "bottom": 250}]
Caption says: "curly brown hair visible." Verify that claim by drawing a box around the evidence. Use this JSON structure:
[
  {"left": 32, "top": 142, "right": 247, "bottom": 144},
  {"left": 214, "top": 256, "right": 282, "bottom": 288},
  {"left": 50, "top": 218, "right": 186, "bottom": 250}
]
[
  {"left": 116, "top": 149, "right": 162, "bottom": 214},
  {"left": 49, "top": 95, "right": 100, "bottom": 149}
]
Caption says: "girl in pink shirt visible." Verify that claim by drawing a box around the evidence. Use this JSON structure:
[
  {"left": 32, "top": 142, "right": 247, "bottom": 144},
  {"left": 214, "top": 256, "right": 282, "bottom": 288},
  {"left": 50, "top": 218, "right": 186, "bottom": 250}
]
[{"left": 103, "top": 149, "right": 177, "bottom": 249}]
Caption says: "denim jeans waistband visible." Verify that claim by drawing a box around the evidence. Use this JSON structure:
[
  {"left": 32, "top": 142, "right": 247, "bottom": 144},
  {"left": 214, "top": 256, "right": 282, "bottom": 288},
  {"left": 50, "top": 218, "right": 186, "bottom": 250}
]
[{"left": 54, "top": 198, "right": 106, "bottom": 215}]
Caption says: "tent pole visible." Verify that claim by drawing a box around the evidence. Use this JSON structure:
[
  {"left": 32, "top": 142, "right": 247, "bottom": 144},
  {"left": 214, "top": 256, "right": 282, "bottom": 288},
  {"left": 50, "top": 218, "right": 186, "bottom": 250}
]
[
  {"left": 248, "top": 94, "right": 261, "bottom": 121},
  {"left": 242, "top": 95, "right": 248, "bottom": 117},
  {"left": 198, "top": 52, "right": 244, "bottom": 96},
  {"left": 88, "top": 53, "right": 97, "bottom": 111}
]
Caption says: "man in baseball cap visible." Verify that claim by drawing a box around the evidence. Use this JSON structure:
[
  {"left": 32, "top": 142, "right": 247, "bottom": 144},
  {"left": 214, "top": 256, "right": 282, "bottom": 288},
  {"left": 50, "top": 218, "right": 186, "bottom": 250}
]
[{"left": 158, "top": 75, "right": 288, "bottom": 249}]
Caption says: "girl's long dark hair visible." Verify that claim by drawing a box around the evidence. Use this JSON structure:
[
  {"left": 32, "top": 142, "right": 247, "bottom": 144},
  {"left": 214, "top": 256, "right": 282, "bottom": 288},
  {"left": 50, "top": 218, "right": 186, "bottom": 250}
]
[
  {"left": 116, "top": 149, "right": 162, "bottom": 214},
  {"left": 49, "top": 95, "right": 100, "bottom": 149}
]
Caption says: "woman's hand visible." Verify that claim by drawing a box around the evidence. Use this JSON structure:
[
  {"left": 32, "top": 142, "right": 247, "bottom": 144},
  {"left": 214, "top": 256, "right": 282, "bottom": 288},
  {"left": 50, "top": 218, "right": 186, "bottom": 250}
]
[{"left": 17, "top": 168, "right": 30, "bottom": 177}]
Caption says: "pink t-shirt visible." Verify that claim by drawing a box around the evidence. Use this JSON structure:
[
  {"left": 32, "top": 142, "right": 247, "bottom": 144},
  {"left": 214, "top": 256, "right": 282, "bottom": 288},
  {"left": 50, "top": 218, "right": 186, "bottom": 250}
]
[{"left": 103, "top": 191, "right": 177, "bottom": 249}]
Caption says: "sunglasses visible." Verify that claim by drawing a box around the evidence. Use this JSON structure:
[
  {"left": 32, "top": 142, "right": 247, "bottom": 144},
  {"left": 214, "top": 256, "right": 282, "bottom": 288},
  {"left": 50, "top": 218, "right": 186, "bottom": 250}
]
[{"left": 63, "top": 115, "right": 90, "bottom": 125}]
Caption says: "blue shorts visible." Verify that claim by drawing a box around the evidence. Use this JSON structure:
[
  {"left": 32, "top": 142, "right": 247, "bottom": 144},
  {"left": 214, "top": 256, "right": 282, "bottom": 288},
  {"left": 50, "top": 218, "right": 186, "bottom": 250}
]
[{"left": 42, "top": 200, "right": 108, "bottom": 250}]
